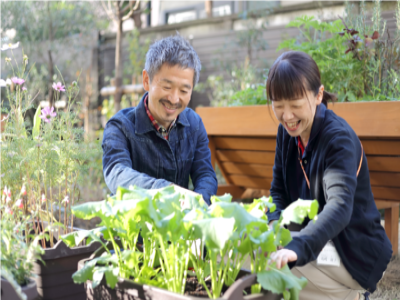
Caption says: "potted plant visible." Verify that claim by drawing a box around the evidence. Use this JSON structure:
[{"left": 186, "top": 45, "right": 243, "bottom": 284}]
[
  {"left": 65, "top": 185, "right": 318, "bottom": 300},
  {"left": 0, "top": 211, "right": 42, "bottom": 300},
  {"left": 0, "top": 43, "right": 101, "bottom": 299}
]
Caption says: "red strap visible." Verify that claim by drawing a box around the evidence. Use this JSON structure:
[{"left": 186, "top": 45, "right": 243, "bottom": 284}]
[{"left": 297, "top": 140, "right": 364, "bottom": 190}]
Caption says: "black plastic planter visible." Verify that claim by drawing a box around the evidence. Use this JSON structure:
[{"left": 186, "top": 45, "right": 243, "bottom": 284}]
[
  {"left": 1, "top": 278, "right": 38, "bottom": 300},
  {"left": 32, "top": 240, "right": 101, "bottom": 300},
  {"left": 78, "top": 258, "right": 282, "bottom": 300}
]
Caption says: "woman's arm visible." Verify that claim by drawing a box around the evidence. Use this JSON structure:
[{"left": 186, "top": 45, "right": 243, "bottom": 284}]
[
  {"left": 267, "top": 124, "right": 289, "bottom": 221},
  {"left": 284, "top": 133, "right": 359, "bottom": 266}
]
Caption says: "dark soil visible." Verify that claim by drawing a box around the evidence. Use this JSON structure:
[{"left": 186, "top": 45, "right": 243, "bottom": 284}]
[{"left": 184, "top": 276, "right": 252, "bottom": 298}]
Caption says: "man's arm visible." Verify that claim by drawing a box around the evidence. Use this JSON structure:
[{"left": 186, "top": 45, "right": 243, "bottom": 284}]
[
  {"left": 102, "top": 121, "right": 171, "bottom": 194},
  {"left": 190, "top": 119, "right": 218, "bottom": 205}
]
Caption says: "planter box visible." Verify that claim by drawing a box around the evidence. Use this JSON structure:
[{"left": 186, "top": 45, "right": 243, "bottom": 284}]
[
  {"left": 78, "top": 258, "right": 281, "bottom": 300},
  {"left": 1, "top": 278, "right": 38, "bottom": 300},
  {"left": 32, "top": 239, "right": 101, "bottom": 300}
]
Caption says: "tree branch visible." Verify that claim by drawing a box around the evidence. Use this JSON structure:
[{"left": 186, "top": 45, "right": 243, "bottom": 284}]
[
  {"left": 121, "top": 1, "right": 140, "bottom": 22},
  {"left": 101, "top": 0, "right": 116, "bottom": 21},
  {"left": 121, "top": 0, "right": 133, "bottom": 14}
]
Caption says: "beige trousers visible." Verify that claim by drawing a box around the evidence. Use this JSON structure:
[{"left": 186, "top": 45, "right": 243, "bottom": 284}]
[{"left": 291, "top": 258, "right": 364, "bottom": 300}]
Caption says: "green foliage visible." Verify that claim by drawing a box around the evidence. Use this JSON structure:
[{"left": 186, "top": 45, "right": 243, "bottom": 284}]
[
  {"left": 68, "top": 185, "right": 318, "bottom": 299},
  {"left": 195, "top": 9, "right": 270, "bottom": 107},
  {"left": 1, "top": 45, "right": 102, "bottom": 248},
  {"left": 277, "top": 4, "right": 400, "bottom": 101},
  {"left": 1, "top": 215, "right": 43, "bottom": 291},
  {"left": 127, "top": 29, "right": 152, "bottom": 80},
  {"left": 1, "top": 1, "right": 108, "bottom": 104}
]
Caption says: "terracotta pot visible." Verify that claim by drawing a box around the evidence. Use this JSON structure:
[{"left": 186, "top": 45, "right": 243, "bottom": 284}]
[
  {"left": 1, "top": 278, "right": 38, "bottom": 300},
  {"left": 78, "top": 258, "right": 281, "bottom": 300},
  {"left": 32, "top": 239, "right": 101, "bottom": 300}
]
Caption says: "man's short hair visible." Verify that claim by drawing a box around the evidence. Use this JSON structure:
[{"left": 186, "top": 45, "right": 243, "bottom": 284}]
[{"left": 145, "top": 34, "right": 201, "bottom": 86}]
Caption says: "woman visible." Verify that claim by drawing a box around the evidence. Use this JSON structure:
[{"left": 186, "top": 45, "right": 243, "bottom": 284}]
[{"left": 266, "top": 51, "right": 392, "bottom": 300}]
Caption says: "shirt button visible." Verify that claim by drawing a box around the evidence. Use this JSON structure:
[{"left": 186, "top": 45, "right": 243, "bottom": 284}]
[{"left": 304, "top": 160, "right": 307, "bottom": 164}]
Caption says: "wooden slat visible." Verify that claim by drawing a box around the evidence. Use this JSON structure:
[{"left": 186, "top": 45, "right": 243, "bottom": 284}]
[
  {"left": 217, "top": 150, "right": 275, "bottom": 165},
  {"left": 230, "top": 175, "right": 272, "bottom": 190},
  {"left": 222, "top": 162, "right": 273, "bottom": 178},
  {"left": 362, "top": 140, "right": 400, "bottom": 155},
  {"left": 384, "top": 204, "right": 399, "bottom": 255},
  {"left": 375, "top": 200, "right": 399, "bottom": 210},
  {"left": 328, "top": 102, "right": 400, "bottom": 138},
  {"left": 216, "top": 185, "right": 245, "bottom": 199},
  {"left": 367, "top": 157, "right": 400, "bottom": 173},
  {"left": 209, "top": 137, "right": 216, "bottom": 170},
  {"left": 369, "top": 172, "right": 400, "bottom": 188},
  {"left": 197, "top": 102, "right": 400, "bottom": 138},
  {"left": 371, "top": 186, "right": 400, "bottom": 201},
  {"left": 197, "top": 106, "right": 279, "bottom": 136},
  {"left": 214, "top": 137, "right": 276, "bottom": 151}
]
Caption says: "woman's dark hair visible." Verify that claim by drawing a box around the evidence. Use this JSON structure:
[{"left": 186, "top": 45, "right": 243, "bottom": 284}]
[{"left": 266, "top": 51, "right": 337, "bottom": 107}]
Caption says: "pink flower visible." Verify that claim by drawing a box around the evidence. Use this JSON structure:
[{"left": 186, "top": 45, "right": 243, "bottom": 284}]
[
  {"left": 22, "top": 86, "right": 27, "bottom": 91},
  {"left": 39, "top": 107, "right": 57, "bottom": 123},
  {"left": 15, "top": 199, "right": 23, "bottom": 209},
  {"left": 52, "top": 82, "right": 65, "bottom": 92},
  {"left": 3, "top": 186, "right": 8, "bottom": 196},
  {"left": 5, "top": 207, "right": 13, "bottom": 215},
  {"left": 11, "top": 77, "right": 25, "bottom": 85},
  {"left": 41, "top": 194, "right": 46, "bottom": 203},
  {"left": 20, "top": 185, "right": 26, "bottom": 196}
]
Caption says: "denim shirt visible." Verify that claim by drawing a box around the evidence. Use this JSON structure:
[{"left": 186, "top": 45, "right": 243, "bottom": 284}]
[{"left": 102, "top": 92, "right": 218, "bottom": 204}]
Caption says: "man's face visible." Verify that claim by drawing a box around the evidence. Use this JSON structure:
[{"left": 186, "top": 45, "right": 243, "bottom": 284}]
[{"left": 142, "top": 64, "right": 194, "bottom": 129}]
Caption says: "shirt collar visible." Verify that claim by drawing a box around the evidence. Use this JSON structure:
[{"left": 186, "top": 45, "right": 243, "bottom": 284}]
[
  {"left": 144, "top": 94, "right": 176, "bottom": 133},
  {"left": 135, "top": 92, "right": 190, "bottom": 135}
]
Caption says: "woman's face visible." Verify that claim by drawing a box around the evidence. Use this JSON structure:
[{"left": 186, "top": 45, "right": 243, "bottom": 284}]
[{"left": 272, "top": 86, "right": 323, "bottom": 142}]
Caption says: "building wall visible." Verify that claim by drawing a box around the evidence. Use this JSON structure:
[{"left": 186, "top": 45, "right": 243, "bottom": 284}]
[{"left": 95, "top": 1, "right": 398, "bottom": 110}]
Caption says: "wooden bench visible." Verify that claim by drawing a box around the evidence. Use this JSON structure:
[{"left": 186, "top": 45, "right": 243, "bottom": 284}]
[{"left": 197, "top": 101, "right": 400, "bottom": 255}]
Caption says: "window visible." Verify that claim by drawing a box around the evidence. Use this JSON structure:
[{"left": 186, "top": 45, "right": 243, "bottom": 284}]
[{"left": 167, "top": 10, "right": 197, "bottom": 24}]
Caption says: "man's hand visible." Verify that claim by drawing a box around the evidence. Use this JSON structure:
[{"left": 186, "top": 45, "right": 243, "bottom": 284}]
[{"left": 270, "top": 249, "right": 298, "bottom": 269}]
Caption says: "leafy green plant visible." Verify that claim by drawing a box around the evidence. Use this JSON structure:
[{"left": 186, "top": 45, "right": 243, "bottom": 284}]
[
  {"left": 65, "top": 185, "right": 318, "bottom": 299},
  {"left": 277, "top": 0, "right": 400, "bottom": 101},
  {"left": 1, "top": 214, "right": 43, "bottom": 300},
  {"left": 1, "top": 43, "right": 102, "bottom": 248}
]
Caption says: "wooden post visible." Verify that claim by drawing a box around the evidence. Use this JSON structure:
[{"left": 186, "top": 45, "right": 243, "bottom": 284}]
[
  {"left": 205, "top": 1, "right": 212, "bottom": 17},
  {"left": 385, "top": 204, "right": 399, "bottom": 255}
]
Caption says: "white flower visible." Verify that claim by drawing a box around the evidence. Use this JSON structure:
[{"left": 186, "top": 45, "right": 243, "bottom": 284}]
[
  {"left": 0, "top": 78, "right": 12, "bottom": 87},
  {"left": 62, "top": 195, "right": 69, "bottom": 204},
  {"left": 1, "top": 42, "right": 19, "bottom": 51}
]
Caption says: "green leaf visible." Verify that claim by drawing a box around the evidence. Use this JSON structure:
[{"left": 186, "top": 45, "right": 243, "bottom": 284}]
[
  {"left": 104, "top": 266, "right": 119, "bottom": 289},
  {"left": 32, "top": 106, "right": 41, "bottom": 139},
  {"left": 17, "top": 107, "right": 27, "bottom": 138},
  {"left": 281, "top": 199, "right": 319, "bottom": 226},
  {"left": 210, "top": 193, "right": 232, "bottom": 204},
  {"left": 274, "top": 227, "right": 292, "bottom": 248},
  {"left": 187, "top": 217, "right": 235, "bottom": 250},
  {"left": 72, "top": 200, "right": 113, "bottom": 221},
  {"left": 209, "top": 202, "right": 267, "bottom": 232},
  {"left": 60, "top": 227, "right": 106, "bottom": 247},
  {"left": 257, "top": 265, "right": 307, "bottom": 296}
]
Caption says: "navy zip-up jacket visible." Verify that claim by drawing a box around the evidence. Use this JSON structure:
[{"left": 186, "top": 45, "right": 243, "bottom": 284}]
[{"left": 267, "top": 103, "right": 392, "bottom": 292}]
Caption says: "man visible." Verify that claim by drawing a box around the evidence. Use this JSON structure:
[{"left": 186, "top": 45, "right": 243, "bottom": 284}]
[{"left": 102, "top": 34, "right": 218, "bottom": 204}]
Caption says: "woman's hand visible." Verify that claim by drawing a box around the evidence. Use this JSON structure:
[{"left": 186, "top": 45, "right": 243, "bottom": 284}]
[{"left": 270, "top": 249, "right": 298, "bottom": 269}]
